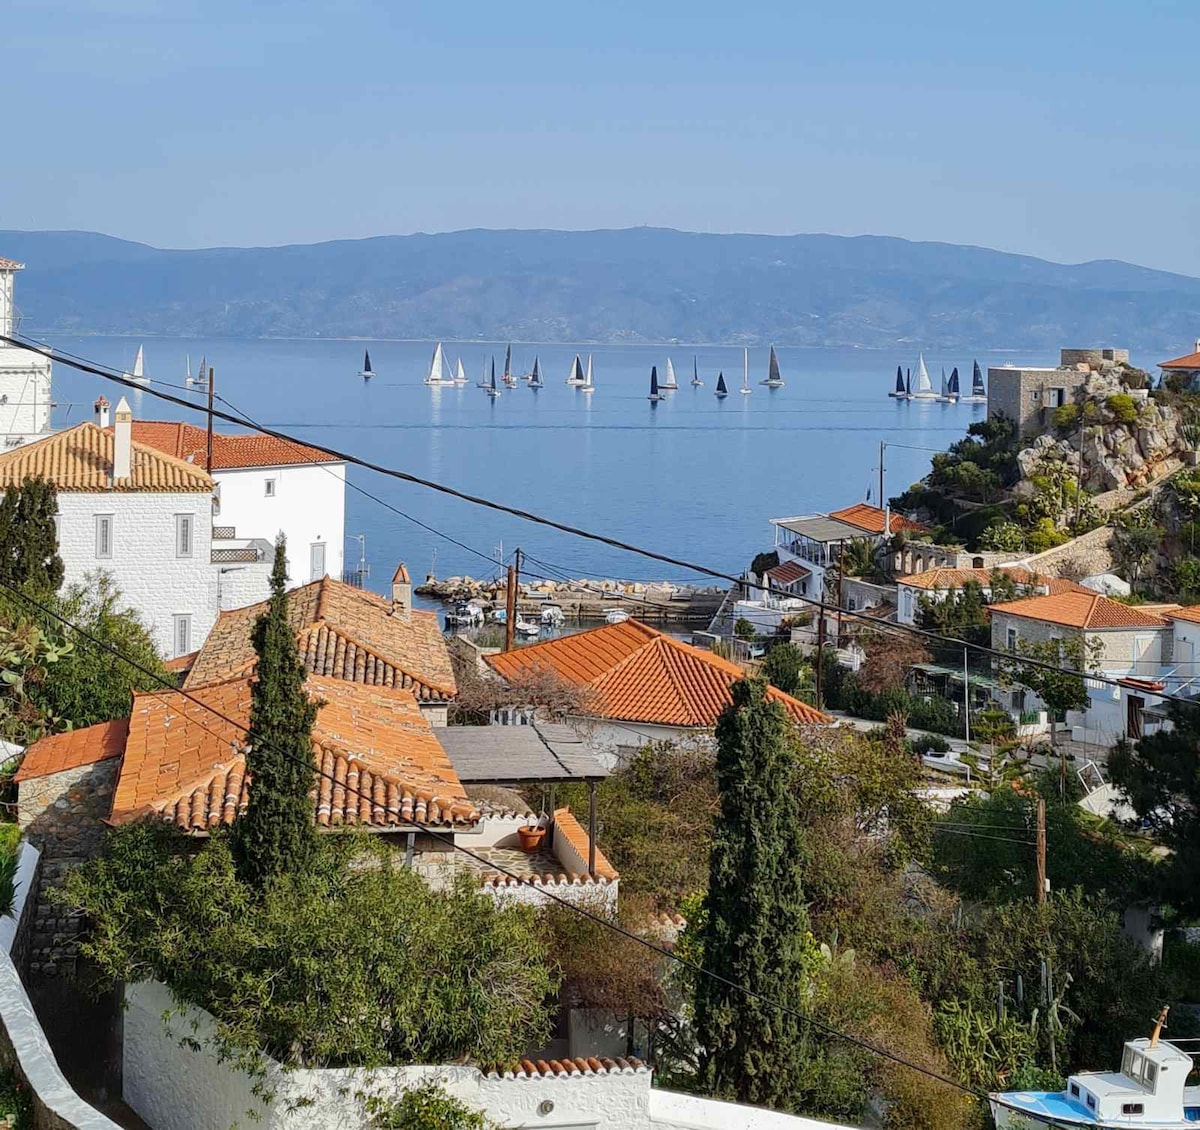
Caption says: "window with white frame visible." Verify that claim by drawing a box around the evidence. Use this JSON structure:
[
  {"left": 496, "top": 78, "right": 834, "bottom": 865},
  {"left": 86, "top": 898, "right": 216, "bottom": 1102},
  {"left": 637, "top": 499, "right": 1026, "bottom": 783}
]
[
  {"left": 95, "top": 514, "right": 113, "bottom": 559},
  {"left": 172, "top": 614, "right": 192, "bottom": 658},
  {"left": 175, "top": 514, "right": 194, "bottom": 558},
  {"left": 264, "top": 478, "right": 277, "bottom": 497}
]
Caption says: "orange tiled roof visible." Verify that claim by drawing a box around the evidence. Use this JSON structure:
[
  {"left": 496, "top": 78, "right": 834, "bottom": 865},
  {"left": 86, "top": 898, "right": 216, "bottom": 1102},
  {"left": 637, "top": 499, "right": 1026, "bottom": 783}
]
[
  {"left": 485, "top": 620, "right": 832, "bottom": 728},
  {"left": 827, "top": 503, "right": 929, "bottom": 536},
  {"left": 1166, "top": 605, "right": 1200, "bottom": 625},
  {"left": 900, "top": 565, "right": 1087, "bottom": 593},
  {"left": 184, "top": 577, "right": 456, "bottom": 702},
  {"left": 0, "top": 257, "right": 23, "bottom": 270},
  {"left": 0, "top": 422, "right": 213, "bottom": 493},
  {"left": 988, "top": 590, "right": 1170, "bottom": 630},
  {"left": 122, "top": 421, "right": 338, "bottom": 471},
  {"left": 1160, "top": 351, "right": 1200, "bottom": 370},
  {"left": 484, "top": 1057, "right": 647, "bottom": 1079},
  {"left": 15, "top": 719, "right": 130, "bottom": 782},
  {"left": 766, "top": 560, "right": 810, "bottom": 585},
  {"left": 109, "top": 675, "right": 477, "bottom": 832}
]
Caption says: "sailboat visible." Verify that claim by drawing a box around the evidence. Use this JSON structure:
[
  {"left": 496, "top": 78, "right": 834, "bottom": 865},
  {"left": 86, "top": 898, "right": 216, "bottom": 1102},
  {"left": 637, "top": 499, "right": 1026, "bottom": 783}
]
[
  {"left": 691, "top": 356, "right": 703, "bottom": 387},
  {"left": 359, "top": 349, "right": 375, "bottom": 380},
  {"left": 128, "top": 345, "right": 149, "bottom": 386},
  {"left": 910, "top": 352, "right": 938, "bottom": 399},
  {"left": 946, "top": 366, "right": 961, "bottom": 402},
  {"left": 566, "top": 355, "right": 586, "bottom": 386},
  {"left": 529, "top": 357, "right": 543, "bottom": 389},
  {"left": 715, "top": 372, "right": 728, "bottom": 399},
  {"left": 905, "top": 368, "right": 911, "bottom": 397},
  {"left": 185, "top": 354, "right": 193, "bottom": 387},
  {"left": 485, "top": 357, "right": 501, "bottom": 398},
  {"left": 937, "top": 366, "right": 952, "bottom": 402},
  {"left": 962, "top": 360, "right": 988, "bottom": 403},
  {"left": 889, "top": 365, "right": 907, "bottom": 398},
  {"left": 647, "top": 366, "right": 662, "bottom": 402},
  {"left": 661, "top": 357, "right": 679, "bottom": 390},
  {"left": 760, "top": 345, "right": 784, "bottom": 387},
  {"left": 502, "top": 345, "right": 517, "bottom": 388},
  {"left": 454, "top": 357, "right": 468, "bottom": 385},
  {"left": 581, "top": 354, "right": 595, "bottom": 394},
  {"left": 740, "top": 348, "right": 752, "bottom": 394},
  {"left": 425, "top": 342, "right": 455, "bottom": 386},
  {"left": 193, "top": 354, "right": 208, "bottom": 389}
]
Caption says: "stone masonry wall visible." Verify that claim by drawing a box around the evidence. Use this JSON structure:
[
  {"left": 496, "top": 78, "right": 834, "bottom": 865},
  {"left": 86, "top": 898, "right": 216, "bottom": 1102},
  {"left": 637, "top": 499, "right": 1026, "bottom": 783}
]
[
  {"left": 17, "top": 760, "right": 119, "bottom": 976},
  {"left": 1021, "top": 525, "right": 1115, "bottom": 578}
]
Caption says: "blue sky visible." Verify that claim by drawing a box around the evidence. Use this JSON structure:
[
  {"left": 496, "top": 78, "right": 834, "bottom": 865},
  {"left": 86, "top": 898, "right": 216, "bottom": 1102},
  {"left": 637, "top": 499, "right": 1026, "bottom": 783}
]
[{"left": 7, "top": 0, "right": 1200, "bottom": 273}]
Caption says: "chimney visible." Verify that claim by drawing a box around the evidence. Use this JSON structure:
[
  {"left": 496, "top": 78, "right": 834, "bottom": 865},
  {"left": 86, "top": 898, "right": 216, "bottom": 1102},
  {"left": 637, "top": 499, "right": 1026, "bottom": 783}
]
[
  {"left": 93, "top": 396, "right": 110, "bottom": 428},
  {"left": 391, "top": 562, "right": 412, "bottom": 619},
  {"left": 1193, "top": 338, "right": 1200, "bottom": 355},
  {"left": 113, "top": 396, "right": 132, "bottom": 481}
]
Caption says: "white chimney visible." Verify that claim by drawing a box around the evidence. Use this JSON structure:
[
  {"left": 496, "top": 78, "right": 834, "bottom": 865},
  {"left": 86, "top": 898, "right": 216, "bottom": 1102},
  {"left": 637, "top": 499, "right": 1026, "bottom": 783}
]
[
  {"left": 93, "top": 396, "right": 110, "bottom": 428},
  {"left": 113, "top": 396, "right": 132, "bottom": 481},
  {"left": 391, "top": 562, "right": 412, "bottom": 619},
  {"left": 1193, "top": 338, "right": 1200, "bottom": 354}
]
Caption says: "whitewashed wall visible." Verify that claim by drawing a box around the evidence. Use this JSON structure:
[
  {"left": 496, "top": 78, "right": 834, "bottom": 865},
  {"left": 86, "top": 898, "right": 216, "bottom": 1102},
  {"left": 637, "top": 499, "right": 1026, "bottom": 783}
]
[
  {"left": 216, "top": 559, "right": 274, "bottom": 612},
  {"left": 566, "top": 718, "right": 712, "bottom": 770},
  {"left": 57, "top": 490, "right": 216, "bottom": 657},
  {"left": 0, "top": 343, "right": 52, "bottom": 439},
  {"left": 214, "top": 463, "right": 345, "bottom": 584}
]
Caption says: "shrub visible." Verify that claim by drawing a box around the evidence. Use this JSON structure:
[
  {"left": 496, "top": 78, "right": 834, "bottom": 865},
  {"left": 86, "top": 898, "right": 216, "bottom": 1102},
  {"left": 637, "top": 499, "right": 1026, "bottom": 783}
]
[
  {"left": 760, "top": 642, "right": 808, "bottom": 696},
  {"left": 733, "top": 617, "right": 756, "bottom": 641},
  {"left": 1025, "top": 518, "right": 1069, "bottom": 554},
  {"left": 911, "top": 734, "right": 950, "bottom": 756},
  {"left": 366, "top": 1082, "right": 495, "bottom": 1130},
  {"left": 1106, "top": 393, "right": 1139, "bottom": 425},
  {"left": 978, "top": 521, "right": 1025, "bottom": 552},
  {"left": 1052, "top": 403, "right": 1080, "bottom": 433}
]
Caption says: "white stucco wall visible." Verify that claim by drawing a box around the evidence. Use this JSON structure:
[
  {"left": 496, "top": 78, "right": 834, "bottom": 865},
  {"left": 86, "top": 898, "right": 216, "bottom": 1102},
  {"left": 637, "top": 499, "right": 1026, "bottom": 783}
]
[
  {"left": 649, "top": 1089, "right": 856, "bottom": 1128},
  {"left": 567, "top": 718, "right": 712, "bottom": 770},
  {"left": 56, "top": 490, "right": 217, "bottom": 657},
  {"left": 216, "top": 559, "right": 274, "bottom": 612},
  {"left": 0, "top": 343, "right": 52, "bottom": 439},
  {"left": 1172, "top": 618, "right": 1200, "bottom": 681},
  {"left": 214, "top": 462, "right": 345, "bottom": 584}
]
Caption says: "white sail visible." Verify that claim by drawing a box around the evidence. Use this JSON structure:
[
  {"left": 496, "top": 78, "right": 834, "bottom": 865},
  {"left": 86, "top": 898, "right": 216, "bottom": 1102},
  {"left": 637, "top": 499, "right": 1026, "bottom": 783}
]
[
  {"left": 916, "top": 352, "right": 933, "bottom": 393},
  {"left": 131, "top": 345, "right": 145, "bottom": 382},
  {"left": 741, "top": 348, "right": 751, "bottom": 393},
  {"left": 185, "top": 353, "right": 191, "bottom": 383},
  {"left": 582, "top": 353, "right": 594, "bottom": 391},
  {"left": 662, "top": 357, "right": 678, "bottom": 389},
  {"left": 427, "top": 342, "right": 450, "bottom": 385},
  {"left": 455, "top": 358, "right": 467, "bottom": 384}
]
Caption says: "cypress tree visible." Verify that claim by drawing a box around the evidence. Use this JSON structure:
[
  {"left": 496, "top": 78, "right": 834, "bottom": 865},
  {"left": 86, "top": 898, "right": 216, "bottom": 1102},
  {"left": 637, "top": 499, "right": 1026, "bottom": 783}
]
[
  {"left": 235, "top": 534, "right": 318, "bottom": 887},
  {"left": 695, "top": 677, "right": 813, "bottom": 1110},
  {"left": 0, "top": 477, "right": 64, "bottom": 591}
]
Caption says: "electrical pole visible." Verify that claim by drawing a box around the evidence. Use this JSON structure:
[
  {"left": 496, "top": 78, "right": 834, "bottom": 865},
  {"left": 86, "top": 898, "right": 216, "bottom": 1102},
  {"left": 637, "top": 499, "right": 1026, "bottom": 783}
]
[
  {"left": 835, "top": 539, "right": 845, "bottom": 647},
  {"left": 206, "top": 365, "right": 215, "bottom": 473},
  {"left": 963, "top": 644, "right": 971, "bottom": 743},
  {"left": 814, "top": 597, "right": 827, "bottom": 709},
  {"left": 1035, "top": 798, "right": 1047, "bottom": 905},
  {"left": 879, "top": 440, "right": 886, "bottom": 517},
  {"left": 504, "top": 548, "right": 520, "bottom": 652}
]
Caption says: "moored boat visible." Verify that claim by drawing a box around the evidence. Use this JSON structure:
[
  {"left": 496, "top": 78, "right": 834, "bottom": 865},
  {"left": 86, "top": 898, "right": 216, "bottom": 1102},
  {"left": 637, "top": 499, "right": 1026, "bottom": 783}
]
[
  {"left": 605, "top": 608, "right": 630, "bottom": 624},
  {"left": 760, "top": 345, "right": 784, "bottom": 387},
  {"left": 889, "top": 365, "right": 908, "bottom": 398},
  {"left": 359, "top": 349, "right": 375, "bottom": 380},
  {"left": 540, "top": 603, "right": 564, "bottom": 627},
  {"left": 515, "top": 617, "right": 541, "bottom": 638}
]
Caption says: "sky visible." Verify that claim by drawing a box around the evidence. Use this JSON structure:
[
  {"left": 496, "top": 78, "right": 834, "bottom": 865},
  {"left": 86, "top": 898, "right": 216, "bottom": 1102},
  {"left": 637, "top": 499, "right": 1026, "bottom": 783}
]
[{"left": 7, "top": 0, "right": 1200, "bottom": 274}]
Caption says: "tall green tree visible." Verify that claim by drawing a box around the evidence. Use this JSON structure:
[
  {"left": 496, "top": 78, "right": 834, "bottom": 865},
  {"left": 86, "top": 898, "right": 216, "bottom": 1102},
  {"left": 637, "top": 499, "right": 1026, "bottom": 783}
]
[
  {"left": 235, "top": 534, "right": 318, "bottom": 887},
  {"left": 695, "top": 678, "right": 815, "bottom": 1111},
  {"left": 0, "top": 477, "right": 64, "bottom": 592},
  {"left": 1001, "top": 634, "right": 1101, "bottom": 748}
]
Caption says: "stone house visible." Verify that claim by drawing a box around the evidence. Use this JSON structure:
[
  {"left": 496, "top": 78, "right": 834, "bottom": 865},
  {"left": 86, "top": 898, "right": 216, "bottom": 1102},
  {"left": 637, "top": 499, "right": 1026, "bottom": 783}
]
[
  {"left": 1158, "top": 340, "right": 1200, "bottom": 390},
  {"left": 897, "top": 565, "right": 1085, "bottom": 626},
  {"left": 988, "top": 347, "right": 1129, "bottom": 437}
]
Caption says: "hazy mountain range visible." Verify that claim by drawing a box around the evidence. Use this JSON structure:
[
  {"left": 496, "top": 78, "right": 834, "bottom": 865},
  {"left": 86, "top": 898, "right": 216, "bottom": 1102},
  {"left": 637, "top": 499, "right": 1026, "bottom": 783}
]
[{"left": 3, "top": 227, "right": 1200, "bottom": 353}]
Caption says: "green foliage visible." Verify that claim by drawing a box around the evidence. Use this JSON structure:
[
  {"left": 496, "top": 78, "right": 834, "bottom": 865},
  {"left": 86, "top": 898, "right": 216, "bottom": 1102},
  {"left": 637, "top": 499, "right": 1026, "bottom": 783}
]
[
  {"left": 63, "top": 824, "right": 555, "bottom": 1071},
  {"left": 0, "top": 477, "right": 64, "bottom": 593},
  {"left": 0, "top": 1067, "right": 33, "bottom": 1130},
  {"left": 839, "top": 537, "right": 878, "bottom": 579},
  {"left": 1105, "top": 393, "right": 1139, "bottom": 424},
  {"left": 235, "top": 535, "right": 318, "bottom": 887},
  {"left": 1025, "top": 517, "right": 1069, "bottom": 554},
  {"left": 978, "top": 521, "right": 1026, "bottom": 552},
  {"left": 1001, "top": 634, "right": 1101, "bottom": 744},
  {"left": 1174, "top": 556, "right": 1200, "bottom": 603},
  {"left": 933, "top": 999, "right": 1039, "bottom": 1090},
  {"left": 1052, "top": 403, "right": 1080, "bottom": 433},
  {"left": 696, "top": 679, "right": 815, "bottom": 1111},
  {"left": 1111, "top": 516, "right": 1164, "bottom": 589},
  {"left": 0, "top": 619, "right": 72, "bottom": 746},
  {"left": 365, "top": 1082, "right": 495, "bottom": 1130},
  {"left": 759, "top": 642, "right": 808, "bottom": 696},
  {"left": 917, "top": 579, "right": 996, "bottom": 650},
  {"left": 826, "top": 675, "right": 961, "bottom": 737},
  {"left": 732, "top": 617, "right": 756, "bottom": 641},
  {"left": 749, "top": 550, "right": 779, "bottom": 577},
  {"left": 0, "top": 824, "right": 20, "bottom": 918}
]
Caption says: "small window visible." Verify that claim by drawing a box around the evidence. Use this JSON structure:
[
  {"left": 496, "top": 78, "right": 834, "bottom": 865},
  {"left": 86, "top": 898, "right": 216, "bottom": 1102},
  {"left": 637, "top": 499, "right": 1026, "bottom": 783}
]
[
  {"left": 1006, "top": 626, "right": 1018, "bottom": 651},
  {"left": 1069, "top": 1083, "right": 1080, "bottom": 1098},
  {"left": 1086, "top": 1095, "right": 1096, "bottom": 1110},
  {"left": 95, "top": 514, "right": 113, "bottom": 559},
  {"left": 172, "top": 614, "right": 191, "bottom": 658},
  {"left": 264, "top": 478, "right": 277, "bottom": 497},
  {"left": 1122, "top": 1103, "right": 1144, "bottom": 1115},
  {"left": 175, "top": 514, "right": 193, "bottom": 558},
  {"left": 1145, "top": 1062, "right": 1157, "bottom": 1087},
  {"left": 1030, "top": 389, "right": 1040, "bottom": 402}
]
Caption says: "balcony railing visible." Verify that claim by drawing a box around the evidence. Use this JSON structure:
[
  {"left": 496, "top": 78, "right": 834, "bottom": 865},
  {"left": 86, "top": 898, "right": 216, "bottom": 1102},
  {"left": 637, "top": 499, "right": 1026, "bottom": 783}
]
[
  {"left": 212, "top": 526, "right": 236, "bottom": 539},
  {"left": 212, "top": 547, "right": 264, "bottom": 563}
]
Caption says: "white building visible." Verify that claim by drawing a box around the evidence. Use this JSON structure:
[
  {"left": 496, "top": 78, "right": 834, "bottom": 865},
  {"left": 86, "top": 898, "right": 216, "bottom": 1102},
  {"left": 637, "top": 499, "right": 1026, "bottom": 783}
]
[
  {"left": 121, "top": 418, "right": 346, "bottom": 584},
  {"left": 0, "top": 257, "right": 52, "bottom": 448},
  {"left": 897, "top": 565, "right": 1086, "bottom": 626},
  {"left": 0, "top": 398, "right": 272, "bottom": 658}
]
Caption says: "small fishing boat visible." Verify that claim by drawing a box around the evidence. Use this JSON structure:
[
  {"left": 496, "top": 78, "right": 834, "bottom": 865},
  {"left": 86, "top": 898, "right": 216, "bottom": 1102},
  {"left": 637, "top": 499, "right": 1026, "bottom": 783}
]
[
  {"left": 691, "top": 356, "right": 703, "bottom": 387},
  {"left": 605, "top": 608, "right": 630, "bottom": 624},
  {"left": 910, "top": 352, "right": 938, "bottom": 399},
  {"left": 661, "top": 357, "right": 679, "bottom": 390},
  {"left": 740, "top": 348, "right": 752, "bottom": 395},
  {"left": 946, "top": 366, "right": 961, "bottom": 402},
  {"left": 529, "top": 357, "right": 544, "bottom": 389},
  {"left": 485, "top": 357, "right": 501, "bottom": 398},
  {"left": 502, "top": 344, "right": 517, "bottom": 388},
  {"left": 127, "top": 345, "right": 149, "bottom": 386},
  {"left": 359, "top": 349, "right": 375, "bottom": 380},
  {"left": 991, "top": 1009, "right": 1197, "bottom": 1129},
  {"left": 760, "top": 345, "right": 784, "bottom": 387},
  {"left": 515, "top": 617, "right": 541, "bottom": 638},
  {"left": 540, "top": 603, "right": 564, "bottom": 627},
  {"left": 581, "top": 354, "right": 595, "bottom": 394},
  {"left": 889, "top": 365, "right": 907, "bottom": 398},
  {"left": 567, "top": 355, "right": 586, "bottom": 386},
  {"left": 425, "top": 342, "right": 456, "bottom": 386},
  {"left": 648, "top": 365, "right": 662, "bottom": 402},
  {"left": 715, "top": 372, "right": 728, "bottom": 399},
  {"left": 962, "top": 360, "right": 988, "bottom": 403},
  {"left": 445, "top": 601, "right": 485, "bottom": 629}
]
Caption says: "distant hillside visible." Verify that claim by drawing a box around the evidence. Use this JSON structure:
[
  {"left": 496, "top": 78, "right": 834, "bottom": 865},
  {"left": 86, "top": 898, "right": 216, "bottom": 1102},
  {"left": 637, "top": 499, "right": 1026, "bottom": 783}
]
[{"left": 4, "top": 227, "right": 1200, "bottom": 351}]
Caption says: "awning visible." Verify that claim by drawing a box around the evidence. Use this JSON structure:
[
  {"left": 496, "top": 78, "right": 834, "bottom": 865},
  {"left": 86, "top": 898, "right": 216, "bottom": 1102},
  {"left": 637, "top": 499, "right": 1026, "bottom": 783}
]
[
  {"left": 771, "top": 516, "right": 868, "bottom": 543},
  {"left": 435, "top": 723, "right": 610, "bottom": 785}
]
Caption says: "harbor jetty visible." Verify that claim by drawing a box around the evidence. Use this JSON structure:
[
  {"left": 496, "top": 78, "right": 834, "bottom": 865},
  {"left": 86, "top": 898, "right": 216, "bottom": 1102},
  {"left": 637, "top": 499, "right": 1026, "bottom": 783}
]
[{"left": 416, "top": 574, "right": 725, "bottom": 625}]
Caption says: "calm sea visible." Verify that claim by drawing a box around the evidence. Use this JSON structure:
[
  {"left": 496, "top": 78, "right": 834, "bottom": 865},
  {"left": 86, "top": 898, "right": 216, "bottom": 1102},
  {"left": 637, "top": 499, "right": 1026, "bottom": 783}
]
[{"left": 43, "top": 337, "right": 1042, "bottom": 595}]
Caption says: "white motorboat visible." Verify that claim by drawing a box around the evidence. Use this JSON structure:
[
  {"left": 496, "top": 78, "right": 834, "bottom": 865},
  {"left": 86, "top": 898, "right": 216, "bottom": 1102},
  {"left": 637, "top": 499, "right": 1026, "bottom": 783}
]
[
  {"left": 604, "top": 608, "right": 630, "bottom": 624},
  {"left": 515, "top": 617, "right": 541, "bottom": 638},
  {"left": 540, "top": 603, "right": 564, "bottom": 627}
]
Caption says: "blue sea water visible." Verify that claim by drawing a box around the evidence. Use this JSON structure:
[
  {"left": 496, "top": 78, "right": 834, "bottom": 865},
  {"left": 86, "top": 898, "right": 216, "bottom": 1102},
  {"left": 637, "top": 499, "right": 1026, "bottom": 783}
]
[{"left": 43, "top": 337, "right": 1032, "bottom": 594}]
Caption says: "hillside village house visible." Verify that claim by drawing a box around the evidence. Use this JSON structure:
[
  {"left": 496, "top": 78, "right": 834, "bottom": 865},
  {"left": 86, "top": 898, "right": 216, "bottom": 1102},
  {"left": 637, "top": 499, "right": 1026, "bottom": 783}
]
[
  {"left": 0, "top": 399, "right": 272, "bottom": 658},
  {"left": 897, "top": 565, "right": 1085, "bottom": 626},
  {"left": 485, "top": 618, "right": 832, "bottom": 766},
  {"left": 1158, "top": 340, "right": 1200, "bottom": 390},
  {"left": 0, "top": 257, "right": 53, "bottom": 449}
]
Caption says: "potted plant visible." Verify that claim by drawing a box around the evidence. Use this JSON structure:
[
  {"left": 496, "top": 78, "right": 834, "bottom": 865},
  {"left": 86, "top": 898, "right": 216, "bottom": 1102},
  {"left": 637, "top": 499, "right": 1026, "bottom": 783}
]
[{"left": 517, "top": 823, "right": 546, "bottom": 852}]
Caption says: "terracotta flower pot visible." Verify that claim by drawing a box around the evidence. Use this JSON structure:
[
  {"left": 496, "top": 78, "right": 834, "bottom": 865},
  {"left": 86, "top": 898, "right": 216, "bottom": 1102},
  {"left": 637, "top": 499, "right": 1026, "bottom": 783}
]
[{"left": 517, "top": 824, "right": 546, "bottom": 853}]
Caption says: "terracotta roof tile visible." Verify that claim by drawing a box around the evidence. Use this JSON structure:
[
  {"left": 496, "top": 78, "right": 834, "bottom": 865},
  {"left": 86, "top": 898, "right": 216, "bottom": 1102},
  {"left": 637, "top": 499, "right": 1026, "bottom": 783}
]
[
  {"left": 0, "top": 258, "right": 23, "bottom": 270},
  {"left": 0, "top": 423, "right": 213, "bottom": 493},
  {"left": 551, "top": 806, "right": 617, "bottom": 880},
  {"left": 1166, "top": 605, "right": 1200, "bottom": 625},
  {"left": 485, "top": 620, "right": 832, "bottom": 728},
  {"left": 988, "top": 591, "right": 1170, "bottom": 630},
  {"left": 15, "top": 719, "right": 130, "bottom": 781},
  {"left": 121, "top": 421, "right": 338, "bottom": 471},
  {"left": 485, "top": 1057, "right": 647, "bottom": 1078},
  {"left": 900, "top": 565, "right": 1088, "bottom": 593},
  {"left": 766, "top": 560, "right": 810, "bottom": 584},
  {"left": 184, "top": 578, "right": 456, "bottom": 702},
  {"left": 1160, "top": 351, "right": 1200, "bottom": 370},
  {"left": 827, "top": 503, "right": 929, "bottom": 536},
  {"left": 109, "top": 675, "right": 476, "bottom": 832}
]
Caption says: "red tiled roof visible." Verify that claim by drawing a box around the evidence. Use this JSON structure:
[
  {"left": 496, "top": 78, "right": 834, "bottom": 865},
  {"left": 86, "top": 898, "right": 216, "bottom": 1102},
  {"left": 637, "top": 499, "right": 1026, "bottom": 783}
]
[
  {"left": 988, "top": 591, "right": 1170, "bottom": 630},
  {"left": 1160, "top": 351, "right": 1200, "bottom": 370},
  {"left": 184, "top": 577, "right": 456, "bottom": 702},
  {"left": 1166, "top": 605, "right": 1200, "bottom": 625},
  {"left": 120, "top": 421, "right": 338, "bottom": 471},
  {"left": 766, "top": 560, "right": 810, "bottom": 585},
  {"left": 109, "top": 675, "right": 477, "bottom": 832},
  {"left": 900, "top": 566, "right": 1088, "bottom": 593},
  {"left": 485, "top": 1057, "right": 648, "bottom": 1079},
  {"left": 827, "top": 503, "right": 929, "bottom": 536},
  {"left": 0, "top": 257, "right": 23, "bottom": 271},
  {"left": 15, "top": 719, "right": 130, "bottom": 782},
  {"left": 485, "top": 620, "right": 832, "bottom": 728}
]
